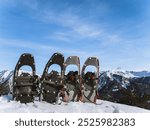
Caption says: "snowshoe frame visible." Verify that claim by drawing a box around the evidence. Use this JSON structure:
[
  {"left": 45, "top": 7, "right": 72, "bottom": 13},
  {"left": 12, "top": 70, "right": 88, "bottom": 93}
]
[
  {"left": 81, "top": 57, "right": 100, "bottom": 103},
  {"left": 41, "top": 52, "right": 65, "bottom": 103},
  {"left": 64, "top": 56, "right": 81, "bottom": 101},
  {"left": 13, "top": 53, "right": 38, "bottom": 103}
]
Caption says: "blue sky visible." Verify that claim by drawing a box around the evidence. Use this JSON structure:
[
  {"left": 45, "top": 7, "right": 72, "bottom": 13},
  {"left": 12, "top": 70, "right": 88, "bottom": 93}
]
[{"left": 0, "top": 0, "right": 150, "bottom": 74}]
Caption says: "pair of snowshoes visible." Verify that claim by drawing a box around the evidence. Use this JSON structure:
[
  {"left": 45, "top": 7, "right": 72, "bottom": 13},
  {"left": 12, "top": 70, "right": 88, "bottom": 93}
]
[
  {"left": 13, "top": 53, "right": 64, "bottom": 104},
  {"left": 64, "top": 56, "right": 99, "bottom": 104},
  {"left": 12, "top": 53, "right": 99, "bottom": 104},
  {"left": 63, "top": 56, "right": 99, "bottom": 103}
]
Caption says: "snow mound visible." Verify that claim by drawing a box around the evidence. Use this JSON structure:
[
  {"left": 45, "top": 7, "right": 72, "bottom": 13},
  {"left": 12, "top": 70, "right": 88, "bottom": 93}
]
[{"left": 0, "top": 95, "right": 149, "bottom": 113}]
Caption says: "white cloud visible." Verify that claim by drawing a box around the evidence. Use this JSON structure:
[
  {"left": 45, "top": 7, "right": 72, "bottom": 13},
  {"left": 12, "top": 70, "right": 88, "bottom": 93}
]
[
  {"left": 18, "top": 1, "right": 103, "bottom": 40},
  {"left": 32, "top": 3, "right": 127, "bottom": 46},
  {"left": 41, "top": 11, "right": 103, "bottom": 39},
  {"left": 0, "top": 38, "right": 91, "bottom": 58},
  {"left": 73, "top": 24, "right": 102, "bottom": 38},
  {"left": 0, "top": 38, "right": 53, "bottom": 51},
  {"left": 20, "top": 0, "right": 39, "bottom": 10},
  {"left": 46, "top": 31, "right": 73, "bottom": 42}
]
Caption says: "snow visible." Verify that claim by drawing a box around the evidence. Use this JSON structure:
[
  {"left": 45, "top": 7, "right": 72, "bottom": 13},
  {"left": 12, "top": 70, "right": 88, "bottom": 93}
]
[
  {"left": 103, "top": 70, "right": 135, "bottom": 81},
  {"left": 111, "top": 69, "right": 135, "bottom": 78},
  {"left": 0, "top": 95, "right": 149, "bottom": 113},
  {"left": 130, "top": 70, "right": 150, "bottom": 77},
  {"left": 104, "top": 68, "right": 150, "bottom": 78}
]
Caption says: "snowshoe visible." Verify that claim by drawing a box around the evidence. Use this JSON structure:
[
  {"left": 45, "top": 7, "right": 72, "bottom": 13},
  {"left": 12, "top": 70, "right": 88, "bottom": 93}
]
[
  {"left": 13, "top": 53, "right": 39, "bottom": 103},
  {"left": 40, "top": 52, "right": 65, "bottom": 104},
  {"left": 81, "top": 57, "right": 99, "bottom": 103},
  {"left": 64, "top": 56, "right": 81, "bottom": 102}
]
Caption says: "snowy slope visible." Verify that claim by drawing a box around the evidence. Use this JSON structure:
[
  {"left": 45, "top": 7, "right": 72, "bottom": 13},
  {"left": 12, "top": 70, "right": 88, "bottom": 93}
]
[{"left": 0, "top": 95, "right": 149, "bottom": 113}]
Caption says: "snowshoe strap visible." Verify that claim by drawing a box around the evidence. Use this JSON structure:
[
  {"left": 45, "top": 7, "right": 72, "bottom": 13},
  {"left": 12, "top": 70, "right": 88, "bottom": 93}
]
[{"left": 83, "top": 92, "right": 97, "bottom": 105}]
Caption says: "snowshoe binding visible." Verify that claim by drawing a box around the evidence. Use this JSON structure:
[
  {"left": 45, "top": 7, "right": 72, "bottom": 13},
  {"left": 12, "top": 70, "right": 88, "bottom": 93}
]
[
  {"left": 81, "top": 57, "right": 99, "bottom": 103},
  {"left": 40, "top": 53, "right": 65, "bottom": 104},
  {"left": 64, "top": 56, "right": 81, "bottom": 102},
  {"left": 13, "top": 53, "right": 39, "bottom": 103}
]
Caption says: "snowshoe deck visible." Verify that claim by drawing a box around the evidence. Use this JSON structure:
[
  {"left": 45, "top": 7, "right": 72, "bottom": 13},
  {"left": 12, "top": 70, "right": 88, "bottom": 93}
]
[
  {"left": 41, "top": 52, "right": 64, "bottom": 103},
  {"left": 64, "top": 56, "right": 81, "bottom": 102},
  {"left": 81, "top": 57, "right": 99, "bottom": 103},
  {"left": 13, "top": 53, "right": 38, "bottom": 103}
]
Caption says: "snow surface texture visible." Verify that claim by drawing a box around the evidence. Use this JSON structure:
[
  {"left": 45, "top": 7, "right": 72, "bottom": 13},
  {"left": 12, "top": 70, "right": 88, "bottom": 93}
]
[{"left": 0, "top": 95, "right": 149, "bottom": 113}]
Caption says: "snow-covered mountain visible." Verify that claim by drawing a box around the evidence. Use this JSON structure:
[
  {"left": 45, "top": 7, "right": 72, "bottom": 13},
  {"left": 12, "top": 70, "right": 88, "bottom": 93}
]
[
  {"left": 99, "top": 70, "right": 150, "bottom": 110},
  {"left": 130, "top": 70, "right": 150, "bottom": 77},
  {"left": 0, "top": 70, "right": 13, "bottom": 83},
  {"left": 0, "top": 70, "right": 13, "bottom": 95}
]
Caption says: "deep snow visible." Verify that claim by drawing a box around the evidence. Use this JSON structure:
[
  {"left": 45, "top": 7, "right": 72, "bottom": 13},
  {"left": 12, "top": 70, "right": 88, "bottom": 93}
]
[{"left": 0, "top": 95, "right": 149, "bottom": 113}]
